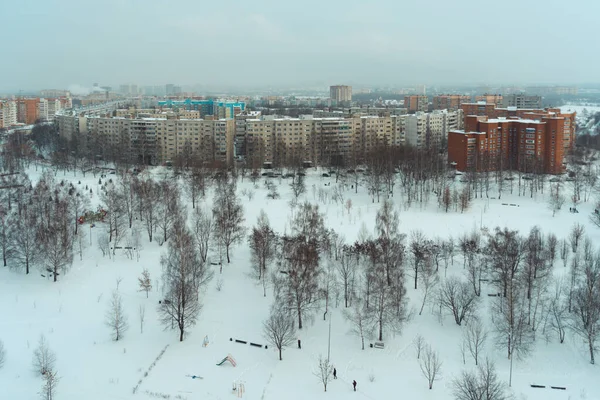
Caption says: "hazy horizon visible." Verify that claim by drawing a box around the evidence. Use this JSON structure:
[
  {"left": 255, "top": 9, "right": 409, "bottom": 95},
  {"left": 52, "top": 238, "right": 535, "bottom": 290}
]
[{"left": 1, "top": 0, "right": 598, "bottom": 93}]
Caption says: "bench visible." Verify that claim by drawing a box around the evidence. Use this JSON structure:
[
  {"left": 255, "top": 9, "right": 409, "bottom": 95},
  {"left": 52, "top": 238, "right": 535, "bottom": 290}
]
[{"left": 374, "top": 342, "right": 385, "bottom": 349}]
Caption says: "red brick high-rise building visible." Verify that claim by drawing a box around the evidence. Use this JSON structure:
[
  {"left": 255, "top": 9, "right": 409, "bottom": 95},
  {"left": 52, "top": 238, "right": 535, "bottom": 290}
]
[
  {"left": 17, "top": 98, "right": 40, "bottom": 124},
  {"left": 448, "top": 109, "right": 576, "bottom": 175},
  {"left": 433, "top": 95, "right": 471, "bottom": 111}
]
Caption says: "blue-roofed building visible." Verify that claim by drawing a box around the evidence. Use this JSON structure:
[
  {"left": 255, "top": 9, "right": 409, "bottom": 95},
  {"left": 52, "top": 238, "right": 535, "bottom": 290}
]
[{"left": 157, "top": 99, "right": 245, "bottom": 119}]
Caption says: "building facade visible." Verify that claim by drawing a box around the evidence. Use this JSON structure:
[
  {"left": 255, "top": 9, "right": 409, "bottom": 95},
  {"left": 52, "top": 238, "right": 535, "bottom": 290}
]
[
  {"left": 404, "top": 109, "right": 463, "bottom": 148},
  {"left": 404, "top": 95, "right": 428, "bottom": 113},
  {"left": 448, "top": 111, "right": 575, "bottom": 175},
  {"left": 0, "top": 100, "right": 18, "bottom": 128},
  {"left": 475, "top": 94, "right": 503, "bottom": 105},
  {"left": 329, "top": 85, "right": 352, "bottom": 103},
  {"left": 157, "top": 99, "right": 245, "bottom": 119},
  {"left": 432, "top": 95, "right": 471, "bottom": 110},
  {"left": 502, "top": 94, "right": 542, "bottom": 109}
]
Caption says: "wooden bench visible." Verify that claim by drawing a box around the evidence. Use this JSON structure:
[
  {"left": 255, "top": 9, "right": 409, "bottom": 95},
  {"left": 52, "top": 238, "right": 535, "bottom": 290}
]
[{"left": 374, "top": 342, "right": 385, "bottom": 349}]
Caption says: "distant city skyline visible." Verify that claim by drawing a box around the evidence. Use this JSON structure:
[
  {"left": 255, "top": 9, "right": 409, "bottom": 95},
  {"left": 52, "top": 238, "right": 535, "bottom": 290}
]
[{"left": 1, "top": 0, "right": 598, "bottom": 93}]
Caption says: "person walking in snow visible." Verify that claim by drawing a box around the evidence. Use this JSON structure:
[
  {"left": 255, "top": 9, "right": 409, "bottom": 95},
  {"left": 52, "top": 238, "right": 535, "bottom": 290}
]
[
  {"left": 353, "top": 380, "right": 357, "bottom": 391},
  {"left": 333, "top": 368, "right": 337, "bottom": 379}
]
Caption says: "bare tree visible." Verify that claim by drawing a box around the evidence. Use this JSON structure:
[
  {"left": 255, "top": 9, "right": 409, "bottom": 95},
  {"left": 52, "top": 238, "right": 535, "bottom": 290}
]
[
  {"left": 156, "top": 179, "right": 182, "bottom": 245},
  {"left": 569, "top": 223, "right": 585, "bottom": 253},
  {"left": 459, "top": 187, "right": 471, "bottom": 213},
  {"left": 40, "top": 369, "right": 59, "bottom": 400},
  {"left": 547, "top": 182, "right": 565, "bottom": 217},
  {"left": 442, "top": 185, "right": 452, "bottom": 212},
  {"left": 464, "top": 318, "right": 487, "bottom": 365},
  {"left": 249, "top": 210, "right": 278, "bottom": 293},
  {"left": 337, "top": 245, "right": 358, "bottom": 308},
  {"left": 492, "top": 281, "right": 533, "bottom": 386},
  {"left": 11, "top": 213, "right": 40, "bottom": 274},
  {"left": 419, "top": 257, "right": 438, "bottom": 315},
  {"left": 0, "top": 211, "right": 14, "bottom": 267},
  {"left": 548, "top": 279, "right": 568, "bottom": 343},
  {"left": 410, "top": 230, "right": 431, "bottom": 290},
  {"left": 159, "top": 217, "right": 213, "bottom": 341},
  {"left": 0, "top": 339, "right": 5, "bottom": 369},
  {"left": 343, "top": 298, "right": 372, "bottom": 350},
  {"left": 290, "top": 174, "right": 306, "bottom": 201},
  {"left": 263, "top": 303, "right": 296, "bottom": 360},
  {"left": 419, "top": 344, "right": 442, "bottom": 389},
  {"left": 560, "top": 238, "right": 569, "bottom": 268},
  {"left": 313, "top": 354, "right": 334, "bottom": 392},
  {"left": 139, "top": 305, "right": 146, "bottom": 334},
  {"left": 139, "top": 178, "right": 159, "bottom": 242},
  {"left": 40, "top": 211, "right": 74, "bottom": 282},
  {"left": 570, "top": 254, "right": 600, "bottom": 364},
  {"left": 191, "top": 207, "right": 212, "bottom": 263},
  {"left": 105, "top": 289, "right": 128, "bottom": 341},
  {"left": 438, "top": 277, "right": 478, "bottom": 326},
  {"left": 486, "top": 227, "right": 523, "bottom": 298},
  {"left": 281, "top": 235, "right": 321, "bottom": 329},
  {"left": 185, "top": 166, "right": 206, "bottom": 209},
  {"left": 212, "top": 181, "right": 246, "bottom": 263},
  {"left": 546, "top": 233, "right": 558, "bottom": 266},
  {"left": 138, "top": 268, "right": 152, "bottom": 298},
  {"left": 32, "top": 334, "right": 56, "bottom": 375},
  {"left": 414, "top": 334, "right": 426, "bottom": 359},
  {"left": 452, "top": 358, "right": 508, "bottom": 400}
]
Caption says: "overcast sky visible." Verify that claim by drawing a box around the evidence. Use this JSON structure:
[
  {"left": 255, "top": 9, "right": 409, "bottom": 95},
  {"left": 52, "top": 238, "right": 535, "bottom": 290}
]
[{"left": 1, "top": 0, "right": 597, "bottom": 93}]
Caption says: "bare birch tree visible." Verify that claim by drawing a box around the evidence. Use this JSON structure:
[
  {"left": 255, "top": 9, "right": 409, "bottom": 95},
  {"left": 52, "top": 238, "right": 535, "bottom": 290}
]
[
  {"left": 419, "top": 344, "right": 442, "bottom": 389},
  {"left": 105, "top": 289, "right": 128, "bottom": 341},
  {"left": 314, "top": 354, "right": 334, "bottom": 392},
  {"left": 191, "top": 207, "right": 212, "bottom": 263},
  {"left": 159, "top": 217, "right": 212, "bottom": 341},
  {"left": 263, "top": 303, "right": 296, "bottom": 361},
  {"left": 343, "top": 298, "right": 372, "bottom": 350},
  {"left": 40, "top": 369, "right": 59, "bottom": 400},
  {"left": 212, "top": 181, "right": 245, "bottom": 263},
  {"left": 138, "top": 268, "right": 152, "bottom": 298},
  {"left": 464, "top": 318, "right": 487, "bottom": 365},
  {"left": 32, "top": 334, "right": 56, "bottom": 375},
  {"left": 438, "top": 277, "right": 478, "bottom": 326},
  {"left": 452, "top": 358, "right": 508, "bottom": 400}
]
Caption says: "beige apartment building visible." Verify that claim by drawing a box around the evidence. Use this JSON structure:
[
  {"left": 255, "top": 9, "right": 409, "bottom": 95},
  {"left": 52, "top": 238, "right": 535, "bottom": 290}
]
[
  {"left": 0, "top": 100, "right": 18, "bottom": 128},
  {"left": 244, "top": 115, "right": 406, "bottom": 167},
  {"left": 330, "top": 85, "right": 352, "bottom": 103}
]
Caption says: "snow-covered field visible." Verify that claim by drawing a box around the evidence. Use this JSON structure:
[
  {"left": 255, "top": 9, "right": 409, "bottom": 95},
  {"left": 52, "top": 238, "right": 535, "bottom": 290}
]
[{"left": 1, "top": 163, "right": 600, "bottom": 400}]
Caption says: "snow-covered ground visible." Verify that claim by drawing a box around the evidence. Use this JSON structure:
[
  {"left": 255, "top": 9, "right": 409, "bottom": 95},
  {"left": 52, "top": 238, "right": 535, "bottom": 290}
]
[
  {"left": 1, "top": 163, "right": 600, "bottom": 400},
  {"left": 561, "top": 104, "right": 600, "bottom": 129}
]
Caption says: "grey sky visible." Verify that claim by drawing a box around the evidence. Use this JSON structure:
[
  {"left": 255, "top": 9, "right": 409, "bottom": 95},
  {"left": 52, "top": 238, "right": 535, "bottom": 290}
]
[{"left": 1, "top": 0, "right": 597, "bottom": 92}]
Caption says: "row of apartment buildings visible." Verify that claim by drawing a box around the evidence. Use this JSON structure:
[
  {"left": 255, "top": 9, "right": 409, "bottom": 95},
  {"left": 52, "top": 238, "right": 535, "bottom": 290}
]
[
  {"left": 0, "top": 97, "right": 72, "bottom": 128},
  {"left": 57, "top": 105, "right": 463, "bottom": 167},
  {"left": 406, "top": 94, "right": 543, "bottom": 113},
  {"left": 448, "top": 104, "right": 576, "bottom": 174}
]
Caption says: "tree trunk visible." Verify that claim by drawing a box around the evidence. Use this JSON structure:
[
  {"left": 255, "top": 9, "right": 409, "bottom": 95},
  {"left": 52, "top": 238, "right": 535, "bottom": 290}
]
[
  {"left": 227, "top": 246, "right": 231, "bottom": 263},
  {"left": 279, "top": 347, "right": 282, "bottom": 361},
  {"left": 589, "top": 338, "right": 595, "bottom": 364}
]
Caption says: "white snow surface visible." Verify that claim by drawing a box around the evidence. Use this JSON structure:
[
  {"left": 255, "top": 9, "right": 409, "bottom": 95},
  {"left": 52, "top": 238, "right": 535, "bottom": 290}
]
[{"left": 1, "top": 164, "right": 600, "bottom": 400}]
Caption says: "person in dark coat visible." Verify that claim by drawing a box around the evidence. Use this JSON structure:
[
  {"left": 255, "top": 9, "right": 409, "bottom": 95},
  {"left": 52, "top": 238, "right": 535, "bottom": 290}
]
[
  {"left": 353, "top": 380, "right": 357, "bottom": 391},
  {"left": 333, "top": 368, "right": 337, "bottom": 379}
]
